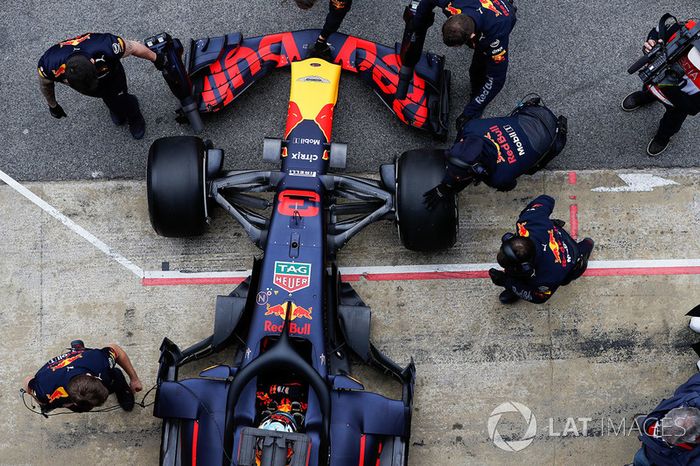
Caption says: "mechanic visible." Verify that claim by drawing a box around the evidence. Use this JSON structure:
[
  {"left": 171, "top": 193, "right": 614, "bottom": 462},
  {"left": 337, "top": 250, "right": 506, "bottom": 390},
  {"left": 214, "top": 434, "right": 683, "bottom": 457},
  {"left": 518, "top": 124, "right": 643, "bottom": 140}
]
[
  {"left": 424, "top": 96, "right": 566, "bottom": 205},
  {"left": 294, "top": 0, "right": 353, "bottom": 58},
  {"left": 488, "top": 195, "right": 594, "bottom": 304},
  {"left": 622, "top": 17, "right": 700, "bottom": 156},
  {"left": 38, "top": 33, "right": 165, "bottom": 139},
  {"left": 22, "top": 340, "right": 142, "bottom": 413},
  {"left": 411, "top": 0, "right": 517, "bottom": 130},
  {"left": 630, "top": 373, "right": 700, "bottom": 466}
]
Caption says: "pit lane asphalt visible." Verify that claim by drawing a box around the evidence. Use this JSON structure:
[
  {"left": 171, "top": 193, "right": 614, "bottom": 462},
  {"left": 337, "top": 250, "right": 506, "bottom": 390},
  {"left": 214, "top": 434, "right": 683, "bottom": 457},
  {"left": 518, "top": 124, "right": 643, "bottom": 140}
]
[{"left": 1, "top": 1, "right": 698, "bottom": 182}]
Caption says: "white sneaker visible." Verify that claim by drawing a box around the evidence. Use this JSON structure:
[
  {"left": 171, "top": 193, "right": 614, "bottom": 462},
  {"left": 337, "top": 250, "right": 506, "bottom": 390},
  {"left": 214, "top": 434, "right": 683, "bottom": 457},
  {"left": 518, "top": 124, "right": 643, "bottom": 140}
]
[{"left": 689, "top": 317, "right": 700, "bottom": 334}]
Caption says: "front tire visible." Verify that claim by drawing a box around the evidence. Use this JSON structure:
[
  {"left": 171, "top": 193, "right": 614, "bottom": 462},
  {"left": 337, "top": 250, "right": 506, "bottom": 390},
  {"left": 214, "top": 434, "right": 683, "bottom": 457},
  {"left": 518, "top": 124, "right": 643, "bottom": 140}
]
[
  {"left": 396, "top": 149, "right": 457, "bottom": 251},
  {"left": 147, "top": 136, "right": 208, "bottom": 237}
]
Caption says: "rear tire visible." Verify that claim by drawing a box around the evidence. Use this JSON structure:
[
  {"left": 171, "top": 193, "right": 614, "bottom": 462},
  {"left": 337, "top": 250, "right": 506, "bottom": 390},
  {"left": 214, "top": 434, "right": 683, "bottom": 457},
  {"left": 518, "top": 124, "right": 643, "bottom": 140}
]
[
  {"left": 147, "top": 136, "right": 208, "bottom": 237},
  {"left": 396, "top": 149, "right": 457, "bottom": 251}
]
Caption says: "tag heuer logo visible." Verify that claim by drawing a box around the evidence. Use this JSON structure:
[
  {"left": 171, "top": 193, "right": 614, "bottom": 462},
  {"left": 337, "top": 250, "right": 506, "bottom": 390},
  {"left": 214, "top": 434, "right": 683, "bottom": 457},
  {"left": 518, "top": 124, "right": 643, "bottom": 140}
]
[{"left": 273, "top": 261, "right": 311, "bottom": 293}]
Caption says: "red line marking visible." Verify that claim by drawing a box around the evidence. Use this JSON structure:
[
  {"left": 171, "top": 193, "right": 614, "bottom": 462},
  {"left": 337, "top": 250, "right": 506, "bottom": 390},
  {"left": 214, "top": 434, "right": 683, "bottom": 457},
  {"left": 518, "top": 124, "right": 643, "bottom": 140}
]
[
  {"left": 141, "top": 277, "right": 246, "bottom": 286},
  {"left": 569, "top": 204, "right": 579, "bottom": 240},
  {"left": 584, "top": 266, "right": 700, "bottom": 277},
  {"left": 141, "top": 265, "right": 700, "bottom": 286},
  {"left": 568, "top": 171, "right": 577, "bottom": 185},
  {"left": 358, "top": 434, "right": 366, "bottom": 466}
]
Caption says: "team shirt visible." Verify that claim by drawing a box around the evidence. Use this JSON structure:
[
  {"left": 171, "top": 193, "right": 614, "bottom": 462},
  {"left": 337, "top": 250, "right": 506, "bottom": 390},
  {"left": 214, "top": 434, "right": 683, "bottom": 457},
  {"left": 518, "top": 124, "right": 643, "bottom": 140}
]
[{"left": 37, "top": 33, "right": 125, "bottom": 83}]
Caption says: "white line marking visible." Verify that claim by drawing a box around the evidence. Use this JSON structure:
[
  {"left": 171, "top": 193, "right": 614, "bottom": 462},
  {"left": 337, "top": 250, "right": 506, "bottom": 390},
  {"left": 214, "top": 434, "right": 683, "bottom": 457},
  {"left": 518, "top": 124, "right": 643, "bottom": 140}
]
[
  {"left": 0, "top": 169, "right": 144, "bottom": 278},
  {"left": 592, "top": 174, "right": 678, "bottom": 192}
]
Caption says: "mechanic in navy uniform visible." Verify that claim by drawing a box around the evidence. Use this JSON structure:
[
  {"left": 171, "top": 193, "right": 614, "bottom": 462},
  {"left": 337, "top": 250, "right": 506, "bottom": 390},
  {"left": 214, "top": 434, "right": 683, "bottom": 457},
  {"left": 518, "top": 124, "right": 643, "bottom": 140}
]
[
  {"left": 629, "top": 373, "right": 700, "bottom": 466},
  {"left": 412, "top": 0, "right": 517, "bottom": 130},
  {"left": 424, "top": 97, "right": 566, "bottom": 205},
  {"left": 294, "top": 0, "right": 353, "bottom": 58},
  {"left": 488, "top": 195, "right": 594, "bottom": 304},
  {"left": 38, "top": 33, "right": 165, "bottom": 139},
  {"left": 22, "top": 340, "right": 142, "bottom": 412},
  {"left": 622, "top": 17, "right": 700, "bottom": 156}
]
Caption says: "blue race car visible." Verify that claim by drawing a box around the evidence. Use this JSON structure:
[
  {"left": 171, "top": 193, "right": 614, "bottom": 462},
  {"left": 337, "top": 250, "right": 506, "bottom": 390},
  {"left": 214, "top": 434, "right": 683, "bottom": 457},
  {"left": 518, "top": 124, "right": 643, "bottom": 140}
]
[{"left": 146, "top": 45, "right": 460, "bottom": 466}]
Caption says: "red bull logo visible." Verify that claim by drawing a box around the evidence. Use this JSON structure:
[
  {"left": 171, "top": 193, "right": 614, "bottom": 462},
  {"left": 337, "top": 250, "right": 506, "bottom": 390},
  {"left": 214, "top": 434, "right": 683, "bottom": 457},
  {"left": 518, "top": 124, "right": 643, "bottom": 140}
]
[
  {"left": 479, "top": 0, "right": 505, "bottom": 16},
  {"left": 548, "top": 229, "right": 567, "bottom": 266},
  {"left": 488, "top": 125, "right": 517, "bottom": 164},
  {"left": 50, "top": 353, "right": 82, "bottom": 371},
  {"left": 517, "top": 222, "right": 529, "bottom": 237},
  {"left": 264, "top": 320, "right": 311, "bottom": 335},
  {"left": 53, "top": 64, "right": 67, "bottom": 79},
  {"left": 445, "top": 2, "right": 462, "bottom": 14},
  {"left": 265, "top": 302, "right": 313, "bottom": 321},
  {"left": 47, "top": 386, "right": 69, "bottom": 403},
  {"left": 485, "top": 132, "right": 505, "bottom": 163},
  {"left": 60, "top": 34, "right": 91, "bottom": 47}
]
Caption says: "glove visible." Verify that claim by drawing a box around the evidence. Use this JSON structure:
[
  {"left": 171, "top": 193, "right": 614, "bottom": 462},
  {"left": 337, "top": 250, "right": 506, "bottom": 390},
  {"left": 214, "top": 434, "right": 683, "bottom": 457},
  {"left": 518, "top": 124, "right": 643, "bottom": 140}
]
[
  {"left": 310, "top": 40, "right": 332, "bottom": 60},
  {"left": 552, "top": 218, "right": 566, "bottom": 228},
  {"left": 153, "top": 52, "right": 166, "bottom": 71},
  {"left": 423, "top": 182, "right": 454, "bottom": 210},
  {"left": 455, "top": 114, "right": 472, "bottom": 132},
  {"left": 489, "top": 268, "right": 506, "bottom": 287},
  {"left": 49, "top": 104, "right": 67, "bottom": 119}
]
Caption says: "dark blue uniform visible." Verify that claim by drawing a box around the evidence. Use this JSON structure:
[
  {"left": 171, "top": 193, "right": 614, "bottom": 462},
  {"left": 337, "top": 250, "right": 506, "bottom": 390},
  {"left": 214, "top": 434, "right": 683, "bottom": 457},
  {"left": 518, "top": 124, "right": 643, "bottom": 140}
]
[
  {"left": 38, "top": 33, "right": 141, "bottom": 124},
  {"left": 636, "top": 372, "right": 700, "bottom": 465},
  {"left": 414, "top": 0, "right": 516, "bottom": 119},
  {"left": 27, "top": 347, "right": 117, "bottom": 410},
  {"left": 503, "top": 195, "right": 592, "bottom": 304},
  {"left": 445, "top": 115, "right": 540, "bottom": 191}
]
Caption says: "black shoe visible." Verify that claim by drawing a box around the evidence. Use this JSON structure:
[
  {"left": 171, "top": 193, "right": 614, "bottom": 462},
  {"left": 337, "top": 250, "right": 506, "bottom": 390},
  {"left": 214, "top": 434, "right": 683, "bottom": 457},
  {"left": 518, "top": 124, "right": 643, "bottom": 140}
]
[
  {"left": 112, "top": 369, "right": 135, "bottom": 411},
  {"left": 110, "top": 111, "right": 125, "bottom": 126},
  {"left": 128, "top": 112, "right": 146, "bottom": 140},
  {"left": 499, "top": 289, "right": 519, "bottom": 304},
  {"left": 647, "top": 135, "right": 670, "bottom": 157},
  {"left": 309, "top": 40, "right": 332, "bottom": 61},
  {"left": 621, "top": 91, "right": 655, "bottom": 112}
]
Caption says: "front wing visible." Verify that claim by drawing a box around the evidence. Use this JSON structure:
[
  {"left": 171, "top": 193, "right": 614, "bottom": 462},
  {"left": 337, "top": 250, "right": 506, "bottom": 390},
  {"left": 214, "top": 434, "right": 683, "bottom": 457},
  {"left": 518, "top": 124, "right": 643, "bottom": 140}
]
[{"left": 186, "top": 29, "right": 450, "bottom": 138}]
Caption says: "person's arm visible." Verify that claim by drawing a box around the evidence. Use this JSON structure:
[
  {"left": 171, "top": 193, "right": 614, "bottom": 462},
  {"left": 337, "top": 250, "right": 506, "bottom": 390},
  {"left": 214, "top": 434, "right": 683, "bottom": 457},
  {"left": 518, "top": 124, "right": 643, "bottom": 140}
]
[
  {"left": 504, "top": 277, "right": 555, "bottom": 304},
  {"left": 108, "top": 344, "right": 143, "bottom": 393},
  {"left": 122, "top": 39, "right": 157, "bottom": 62},
  {"left": 38, "top": 75, "right": 57, "bottom": 108},
  {"left": 461, "top": 40, "right": 509, "bottom": 119}
]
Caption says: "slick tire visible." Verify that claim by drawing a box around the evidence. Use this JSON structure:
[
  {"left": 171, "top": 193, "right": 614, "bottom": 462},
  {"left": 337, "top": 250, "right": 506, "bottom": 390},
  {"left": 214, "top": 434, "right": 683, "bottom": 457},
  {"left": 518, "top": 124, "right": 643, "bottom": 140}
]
[
  {"left": 396, "top": 148, "right": 458, "bottom": 251},
  {"left": 147, "top": 136, "right": 208, "bottom": 237}
]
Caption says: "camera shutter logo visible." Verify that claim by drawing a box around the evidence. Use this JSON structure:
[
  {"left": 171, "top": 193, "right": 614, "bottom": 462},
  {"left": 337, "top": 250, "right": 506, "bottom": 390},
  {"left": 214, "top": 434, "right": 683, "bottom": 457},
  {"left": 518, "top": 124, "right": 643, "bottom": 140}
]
[{"left": 488, "top": 401, "right": 537, "bottom": 452}]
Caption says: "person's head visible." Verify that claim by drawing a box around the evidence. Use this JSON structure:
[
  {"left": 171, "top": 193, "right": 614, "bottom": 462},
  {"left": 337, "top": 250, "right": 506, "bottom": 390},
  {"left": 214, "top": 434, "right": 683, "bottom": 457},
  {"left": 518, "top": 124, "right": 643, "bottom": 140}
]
[
  {"left": 294, "top": 0, "right": 317, "bottom": 10},
  {"left": 66, "top": 374, "right": 109, "bottom": 412},
  {"left": 65, "top": 54, "right": 98, "bottom": 95},
  {"left": 660, "top": 407, "right": 700, "bottom": 445},
  {"left": 497, "top": 234, "right": 536, "bottom": 277},
  {"left": 442, "top": 14, "right": 476, "bottom": 47}
]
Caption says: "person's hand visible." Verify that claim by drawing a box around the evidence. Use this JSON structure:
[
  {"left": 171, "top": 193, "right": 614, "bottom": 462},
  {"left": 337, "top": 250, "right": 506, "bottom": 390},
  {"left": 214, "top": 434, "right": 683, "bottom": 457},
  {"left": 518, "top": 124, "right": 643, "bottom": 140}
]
[
  {"left": 423, "top": 183, "right": 454, "bottom": 210},
  {"left": 129, "top": 378, "right": 143, "bottom": 393},
  {"left": 644, "top": 39, "right": 658, "bottom": 54},
  {"left": 49, "top": 104, "right": 67, "bottom": 119},
  {"left": 489, "top": 268, "right": 506, "bottom": 286},
  {"left": 153, "top": 52, "right": 166, "bottom": 71},
  {"left": 455, "top": 114, "right": 472, "bottom": 132}
]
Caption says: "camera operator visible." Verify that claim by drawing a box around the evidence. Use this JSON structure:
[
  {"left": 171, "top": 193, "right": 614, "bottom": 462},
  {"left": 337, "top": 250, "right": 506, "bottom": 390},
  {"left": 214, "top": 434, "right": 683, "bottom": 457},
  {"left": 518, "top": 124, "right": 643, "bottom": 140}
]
[{"left": 622, "top": 16, "right": 700, "bottom": 156}]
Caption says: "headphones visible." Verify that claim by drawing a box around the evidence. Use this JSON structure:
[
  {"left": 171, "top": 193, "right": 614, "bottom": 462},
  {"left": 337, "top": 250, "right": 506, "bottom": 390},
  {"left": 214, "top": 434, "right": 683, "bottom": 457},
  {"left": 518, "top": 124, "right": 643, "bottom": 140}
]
[{"left": 500, "top": 233, "right": 535, "bottom": 278}]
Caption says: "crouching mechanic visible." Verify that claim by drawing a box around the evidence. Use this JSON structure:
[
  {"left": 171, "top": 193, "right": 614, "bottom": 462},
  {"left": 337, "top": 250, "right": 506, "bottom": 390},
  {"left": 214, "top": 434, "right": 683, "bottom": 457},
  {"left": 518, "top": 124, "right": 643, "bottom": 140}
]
[
  {"left": 630, "top": 373, "right": 700, "bottom": 465},
  {"left": 622, "top": 16, "right": 700, "bottom": 156},
  {"left": 22, "top": 340, "right": 142, "bottom": 413},
  {"left": 38, "top": 33, "right": 165, "bottom": 139},
  {"left": 294, "top": 0, "right": 353, "bottom": 58},
  {"left": 488, "top": 195, "right": 594, "bottom": 304},
  {"left": 424, "top": 96, "right": 567, "bottom": 205},
  {"left": 411, "top": 0, "right": 517, "bottom": 130}
]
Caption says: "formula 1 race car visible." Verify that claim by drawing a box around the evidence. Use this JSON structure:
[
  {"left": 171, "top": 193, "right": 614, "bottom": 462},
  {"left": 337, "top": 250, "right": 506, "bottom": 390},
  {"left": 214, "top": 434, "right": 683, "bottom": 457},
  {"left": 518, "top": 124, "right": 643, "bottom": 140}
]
[
  {"left": 146, "top": 36, "right": 459, "bottom": 466},
  {"left": 144, "top": 29, "right": 450, "bottom": 139}
]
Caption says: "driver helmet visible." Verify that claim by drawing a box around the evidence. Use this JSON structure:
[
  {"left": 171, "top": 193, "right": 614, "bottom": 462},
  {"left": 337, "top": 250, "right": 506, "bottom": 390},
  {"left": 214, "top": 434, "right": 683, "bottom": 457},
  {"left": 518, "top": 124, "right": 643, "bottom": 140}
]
[
  {"left": 688, "top": 46, "right": 700, "bottom": 71},
  {"left": 258, "top": 412, "right": 298, "bottom": 432}
]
